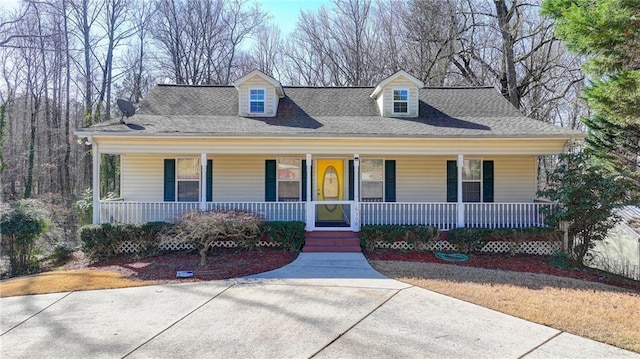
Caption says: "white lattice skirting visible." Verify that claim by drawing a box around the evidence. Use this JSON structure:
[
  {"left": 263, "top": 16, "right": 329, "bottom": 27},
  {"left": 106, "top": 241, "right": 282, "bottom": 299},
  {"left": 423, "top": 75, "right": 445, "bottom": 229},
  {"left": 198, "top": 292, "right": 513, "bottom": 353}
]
[
  {"left": 375, "top": 240, "right": 561, "bottom": 255},
  {"left": 118, "top": 240, "right": 282, "bottom": 254}
]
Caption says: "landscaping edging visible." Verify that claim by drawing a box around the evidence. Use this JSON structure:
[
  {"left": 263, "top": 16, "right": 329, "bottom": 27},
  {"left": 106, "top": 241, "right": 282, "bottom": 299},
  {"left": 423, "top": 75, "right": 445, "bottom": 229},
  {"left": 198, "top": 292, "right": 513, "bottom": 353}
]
[
  {"left": 375, "top": 240, "right": 561, "bottom": 255},
  {"left": 118, "top": 240, "right": 282, "bottom": 253}
]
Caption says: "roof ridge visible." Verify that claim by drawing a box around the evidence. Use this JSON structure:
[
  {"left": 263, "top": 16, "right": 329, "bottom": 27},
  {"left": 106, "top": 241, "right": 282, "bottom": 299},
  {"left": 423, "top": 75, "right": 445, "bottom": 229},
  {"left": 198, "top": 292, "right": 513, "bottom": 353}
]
[
  {"left": 157, "top": 84, "right": 233, "bottom": 88},
  {"left": 422, "top": 86, "right": 495, "bottom": 90}
]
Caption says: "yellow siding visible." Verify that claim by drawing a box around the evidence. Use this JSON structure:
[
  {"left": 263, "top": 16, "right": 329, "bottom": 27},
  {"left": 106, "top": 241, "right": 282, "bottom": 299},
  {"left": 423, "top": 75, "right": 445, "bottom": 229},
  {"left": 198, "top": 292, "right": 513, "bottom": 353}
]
[
  {"left": 213, "top": 156, "right": 266, "bottom": 201},
  {"left": 121, "top": 154, "right": 166, "bottom": 201},
  {"left": 121, "top": 154, "right": 536, "bottom": 203},
  {"left": 381, "top": 76, "right": 419, "bottom": 117},
  {"left": 238, "top": 76, "right": 277, "bottom": 117},
  {"left": 493, "top": 156, "right": 537, "bottom": 202}
]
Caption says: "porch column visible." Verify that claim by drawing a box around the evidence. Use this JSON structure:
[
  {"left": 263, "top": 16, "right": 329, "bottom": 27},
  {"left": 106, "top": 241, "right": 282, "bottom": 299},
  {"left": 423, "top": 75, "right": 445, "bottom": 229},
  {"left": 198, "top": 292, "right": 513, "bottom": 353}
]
[
  {"left": 92, "top": 139, "right": 100, "bottom": 224},
  {"left": 353, "top": 154, "right": 360, "bottom": 231},
  {"left": 457, "top": 154, "right": 465, "bottom": 227},
  {"left": 200, "top": 153, "right": 207, "bottom": 211},
  {"left": 305, "top": 154, "right": 313, "bottom": 230}
]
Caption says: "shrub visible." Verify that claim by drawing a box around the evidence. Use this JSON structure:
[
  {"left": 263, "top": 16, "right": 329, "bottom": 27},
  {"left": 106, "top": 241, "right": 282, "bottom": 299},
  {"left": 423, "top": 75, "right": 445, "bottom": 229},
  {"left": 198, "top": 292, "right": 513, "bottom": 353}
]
[
  {"left": 360, "top": 225, "right": 439, "bottom": 252},
  {"left": 447, "top": 228, "right": 493, "bottom": 253},
  {"left": 74, "top": 189, "right": 93, "bottom": 226},
  {"left": 1, "top": 199, "right": 50, "bottom": 276},
  {"left": 80, "top": 222, "right": 172, "bottom": 260},
  {"left": 538, "top": 151, "right": 630, "bottom": 263},
  {"left": 261, "top": 221, "right": 306, "bottom": 252},
  {"left": 50, "top": 244, "right": 74, "bottom": 264},
  {"left": 168, "top": 210, "right": 263, "bottom": 266}
]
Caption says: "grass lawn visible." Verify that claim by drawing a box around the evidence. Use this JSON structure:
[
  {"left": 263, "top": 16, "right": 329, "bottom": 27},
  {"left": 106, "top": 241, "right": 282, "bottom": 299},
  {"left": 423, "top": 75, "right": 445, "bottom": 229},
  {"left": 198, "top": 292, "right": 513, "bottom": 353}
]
[
  {"left": 370, "top": 260, "right": 640, "bottom": 353},
  {"left": 0, "top": 270, "right": 151, "bottom": 297}
]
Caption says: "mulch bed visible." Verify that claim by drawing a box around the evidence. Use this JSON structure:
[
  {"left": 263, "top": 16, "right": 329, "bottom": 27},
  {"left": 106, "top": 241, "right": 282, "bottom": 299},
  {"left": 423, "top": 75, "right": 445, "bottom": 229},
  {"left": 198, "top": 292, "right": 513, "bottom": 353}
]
[
  {"left": 365, "top": 251, "right": 640, "bottom": 292},
  {"left": 59, "top": 249, "right": 298, "bottom": 284},
  {"left": 52, "top": 249, "right": 638, "bottom": 291}
]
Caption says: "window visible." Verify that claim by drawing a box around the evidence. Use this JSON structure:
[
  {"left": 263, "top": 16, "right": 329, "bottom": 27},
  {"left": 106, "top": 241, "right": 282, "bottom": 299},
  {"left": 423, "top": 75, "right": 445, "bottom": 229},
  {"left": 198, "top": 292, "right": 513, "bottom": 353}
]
[
  {"left": 393, "top": 89, "right": 408, "bottom": 113},
  {"left": 177, "top": 158, "right": 200, "bottom": 201},
  {"left": 277, "top": 158, "right": 301, "bottom": 201},
  {"left": 361, "top": 159, "right": 384, "bottom": 202},
  {"left": 250, "top": 89, "right": 265, "bottom": 113},
  {"left": 462, "top": 159, "right": 481, "bottom": 202}
]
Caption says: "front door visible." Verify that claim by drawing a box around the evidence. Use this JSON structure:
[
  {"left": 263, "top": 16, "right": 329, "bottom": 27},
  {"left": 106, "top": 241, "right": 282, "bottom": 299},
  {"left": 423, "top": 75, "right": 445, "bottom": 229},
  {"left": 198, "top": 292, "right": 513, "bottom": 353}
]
[{"left": 316, "top": 159, "right": 345, "bottom": 222}]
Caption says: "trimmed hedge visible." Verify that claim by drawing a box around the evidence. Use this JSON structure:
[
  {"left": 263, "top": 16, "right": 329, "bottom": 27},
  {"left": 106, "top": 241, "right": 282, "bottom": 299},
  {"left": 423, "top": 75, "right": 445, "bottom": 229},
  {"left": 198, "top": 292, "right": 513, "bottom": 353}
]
[
  {"left": 261, "top": 221, "right": 306, "bottom": 252},
  {"left": 80, "top": 222, "right": 172, "bottom": 260},
  {"left": 80, "top": 220, "right": 307, "bottom": 260},
  {"left": 360, "top": 225, "right": 440, "bottom": 252},
  {"left": 447, "top": 227, "right": 562, "bottom": 254}
]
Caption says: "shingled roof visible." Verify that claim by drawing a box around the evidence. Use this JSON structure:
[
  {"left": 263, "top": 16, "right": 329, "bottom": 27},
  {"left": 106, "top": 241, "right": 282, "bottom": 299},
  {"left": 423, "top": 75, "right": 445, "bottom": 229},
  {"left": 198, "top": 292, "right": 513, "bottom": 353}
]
[{"left": 82, "top": 85, "right": 584, "bottom": 138}]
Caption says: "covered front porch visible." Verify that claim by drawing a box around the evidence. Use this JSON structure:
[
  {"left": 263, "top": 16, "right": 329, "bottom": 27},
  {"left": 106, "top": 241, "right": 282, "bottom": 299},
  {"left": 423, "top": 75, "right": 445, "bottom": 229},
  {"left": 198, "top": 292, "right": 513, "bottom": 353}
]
[
  {"left": 88, "top": 139, "right": 561, "bottom": 231},
  {"left": 98, "top": 200, "right": 556, "bottom": 231}
]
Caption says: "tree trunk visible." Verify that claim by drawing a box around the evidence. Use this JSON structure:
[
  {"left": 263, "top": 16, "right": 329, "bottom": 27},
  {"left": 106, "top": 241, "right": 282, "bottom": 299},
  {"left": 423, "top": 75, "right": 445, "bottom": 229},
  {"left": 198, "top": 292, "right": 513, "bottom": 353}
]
[{"left": 494, "top": 0, "right": 520, "bottom": 108}]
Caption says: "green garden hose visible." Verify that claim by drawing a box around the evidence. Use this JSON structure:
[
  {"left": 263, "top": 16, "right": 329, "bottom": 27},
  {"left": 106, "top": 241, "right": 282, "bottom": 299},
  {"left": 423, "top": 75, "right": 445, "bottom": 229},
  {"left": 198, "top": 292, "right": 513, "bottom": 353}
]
[{"left": 435, "top": 240, "right": 469, "bottom": 262}]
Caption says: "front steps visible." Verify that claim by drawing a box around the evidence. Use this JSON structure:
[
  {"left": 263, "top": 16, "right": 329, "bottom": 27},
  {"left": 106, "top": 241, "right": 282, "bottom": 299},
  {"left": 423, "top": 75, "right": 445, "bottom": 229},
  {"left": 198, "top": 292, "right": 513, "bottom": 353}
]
[{"left": 303, "top": 231, "right": 361, "bottom": 252}]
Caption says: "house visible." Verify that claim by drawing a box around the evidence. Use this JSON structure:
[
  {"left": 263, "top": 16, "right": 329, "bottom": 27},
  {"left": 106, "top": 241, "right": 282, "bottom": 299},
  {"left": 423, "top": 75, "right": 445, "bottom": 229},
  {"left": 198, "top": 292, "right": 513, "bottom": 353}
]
[{"left": 75, "top": 70, "right": 584, "bottom": 238}]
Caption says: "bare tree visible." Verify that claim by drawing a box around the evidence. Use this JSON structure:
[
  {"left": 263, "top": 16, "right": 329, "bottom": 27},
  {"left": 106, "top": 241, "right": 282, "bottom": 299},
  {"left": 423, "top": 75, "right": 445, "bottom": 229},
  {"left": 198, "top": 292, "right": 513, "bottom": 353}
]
[{"left": 151, "top": 0, "right": 265, "bottom": 85}]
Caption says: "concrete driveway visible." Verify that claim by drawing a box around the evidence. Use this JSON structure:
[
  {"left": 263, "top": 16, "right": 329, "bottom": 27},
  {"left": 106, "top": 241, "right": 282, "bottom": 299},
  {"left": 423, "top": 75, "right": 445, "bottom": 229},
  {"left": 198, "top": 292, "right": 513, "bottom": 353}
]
[{"left": 1, "top": 253, "right": 638, "bottom": 358}]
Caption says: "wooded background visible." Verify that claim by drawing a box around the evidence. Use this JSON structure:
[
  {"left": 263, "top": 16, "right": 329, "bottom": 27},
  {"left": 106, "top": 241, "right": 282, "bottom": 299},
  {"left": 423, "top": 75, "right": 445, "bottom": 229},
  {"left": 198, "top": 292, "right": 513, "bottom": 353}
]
[{"left": 0, "top": 0, "right": 588, "bottom": 208}]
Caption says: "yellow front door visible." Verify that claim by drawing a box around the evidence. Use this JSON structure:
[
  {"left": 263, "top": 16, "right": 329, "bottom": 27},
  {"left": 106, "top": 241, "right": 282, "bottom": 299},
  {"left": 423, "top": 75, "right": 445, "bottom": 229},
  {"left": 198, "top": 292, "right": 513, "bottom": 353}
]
[{"left": 316, "top": 159, "right": 345, "bottom": 221}]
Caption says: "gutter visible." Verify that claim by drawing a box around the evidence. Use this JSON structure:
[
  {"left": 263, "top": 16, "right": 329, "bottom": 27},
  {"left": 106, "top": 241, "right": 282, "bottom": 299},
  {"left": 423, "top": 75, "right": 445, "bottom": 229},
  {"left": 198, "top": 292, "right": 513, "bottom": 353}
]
[{"left": 73, "top": 131, "right": 587, "bottom": 142}]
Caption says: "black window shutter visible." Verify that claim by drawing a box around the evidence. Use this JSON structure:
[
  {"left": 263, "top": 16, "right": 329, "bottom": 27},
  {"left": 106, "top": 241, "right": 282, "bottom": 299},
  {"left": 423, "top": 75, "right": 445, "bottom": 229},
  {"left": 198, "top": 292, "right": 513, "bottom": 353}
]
[
  {"left": 206, "top": 159, "right": 213, "bottom": 202},
  {"left": 384, "top": 160, "right": 396, "bottom": 202},
  {"left": 348, "top": 160, "right": 354, "bottom": 201},
  {"left": 265, "top": 160, "right": 277, "bottom": 202},
  {"left": 483, "top": 160, "right": 494, "bottom": 203},
  {"left": 301, "top": 160, "right": 307, "bottom": 201},
  {"left": 446, "top": 160, "right": 457, "bottom": 202},
  {"left": 164, "top": 159, "right": 176, "bottom": 202}
]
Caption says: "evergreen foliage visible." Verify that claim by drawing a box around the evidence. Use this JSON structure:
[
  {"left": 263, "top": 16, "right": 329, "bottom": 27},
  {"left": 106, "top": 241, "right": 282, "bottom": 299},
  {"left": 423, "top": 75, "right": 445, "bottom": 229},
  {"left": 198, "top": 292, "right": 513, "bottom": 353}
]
[
  {"left": 542, "top": 0, "right": 640, "bottom": 191},
  {"left": 0, "top": 199, "right": 50, "bottom": 276},
  {"left": 537, "top": 152, "right": 630, "bottom": 263}
]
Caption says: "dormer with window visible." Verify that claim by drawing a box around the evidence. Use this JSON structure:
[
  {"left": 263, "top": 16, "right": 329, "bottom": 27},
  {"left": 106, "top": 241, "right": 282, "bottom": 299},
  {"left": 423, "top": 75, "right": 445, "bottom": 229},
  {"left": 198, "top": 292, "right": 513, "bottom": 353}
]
[
  {"left": 370, "top": 70, "right": 424, "bottom": 117},
  {"left": 233, "top": 70, "right": 285, "bottom": 117}
]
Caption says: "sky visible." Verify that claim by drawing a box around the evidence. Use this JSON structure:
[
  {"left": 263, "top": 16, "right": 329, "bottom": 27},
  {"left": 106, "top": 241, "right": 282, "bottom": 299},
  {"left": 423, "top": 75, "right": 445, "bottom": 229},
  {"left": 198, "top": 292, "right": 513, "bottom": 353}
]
[
  {"left": 256, "top": 0, "right": 328, "bottom": 35},
  {"left": 0, "top": 0, "right": 328, "bottom": 27}
]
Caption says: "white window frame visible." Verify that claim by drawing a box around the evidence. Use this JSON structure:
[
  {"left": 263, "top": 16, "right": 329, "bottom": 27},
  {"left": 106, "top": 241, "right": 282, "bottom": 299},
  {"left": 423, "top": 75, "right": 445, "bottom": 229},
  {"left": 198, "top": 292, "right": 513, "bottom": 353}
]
[
  {"left": 392, "top": 89, "right": 408, "bottom": 114},
  {"left": 176, "top": 157, "right": 200, "bottom": 202},
  {"left": 249, "top": 88, "right": 266, "bottom": 114},
  {"left": 462, "top": 158, "right": 482, "bottom": 203},
  {"left": 360, "top": 158, "right": 385, "bottom": 202},
  {"left": 277, "top": 158, "right": 302, "bottom": 202}
]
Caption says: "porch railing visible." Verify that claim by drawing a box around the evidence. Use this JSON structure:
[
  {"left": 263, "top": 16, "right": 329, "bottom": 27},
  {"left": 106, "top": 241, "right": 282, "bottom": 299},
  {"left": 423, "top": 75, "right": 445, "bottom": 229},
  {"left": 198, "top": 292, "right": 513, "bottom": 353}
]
[
  {"left": 100, "top": 200, "right": 556, "bottom": 229},
  {"left": 464, "top": 203, "right": 556, "bottom": 228},
  {"left": 205, "top": 202, "right": 305, "bottom": 222},
  {"left": 99, "top": 201, "right": 305, "bottom": 224},
  {"left": 360, "top": 202, "right": 458, "bottom": 230}
]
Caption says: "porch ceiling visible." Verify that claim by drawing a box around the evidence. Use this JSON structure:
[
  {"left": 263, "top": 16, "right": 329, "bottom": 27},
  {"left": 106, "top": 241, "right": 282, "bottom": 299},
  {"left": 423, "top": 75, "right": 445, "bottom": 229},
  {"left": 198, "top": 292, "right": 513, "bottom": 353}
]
[{"left": 89, "top": 136, "right": 572, "bottom": 156}]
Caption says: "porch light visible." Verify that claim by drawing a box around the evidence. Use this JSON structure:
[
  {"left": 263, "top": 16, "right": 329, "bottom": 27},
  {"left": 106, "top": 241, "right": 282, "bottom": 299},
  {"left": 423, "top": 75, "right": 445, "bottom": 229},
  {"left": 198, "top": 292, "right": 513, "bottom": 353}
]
[{"left": 76, "top": 136, "right": 92, "bottom": 145}]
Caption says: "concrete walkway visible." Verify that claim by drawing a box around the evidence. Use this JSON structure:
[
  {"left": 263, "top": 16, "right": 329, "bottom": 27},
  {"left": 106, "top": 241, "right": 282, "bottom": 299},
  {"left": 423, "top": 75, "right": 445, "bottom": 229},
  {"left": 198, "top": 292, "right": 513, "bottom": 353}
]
[{"left": 1, "top": 253, "right": 638, "bottom": 358}]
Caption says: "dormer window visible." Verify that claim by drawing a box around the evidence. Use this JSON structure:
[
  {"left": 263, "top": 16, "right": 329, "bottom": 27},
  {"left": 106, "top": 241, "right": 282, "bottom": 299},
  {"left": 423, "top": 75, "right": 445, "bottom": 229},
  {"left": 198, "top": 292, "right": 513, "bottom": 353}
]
[
  {"left": 370, "top": 71, "right": 423, "bottom": 117},
  {"left": 393, "top": 89, "right": 408, "bottom": 114},
  {"left": 250, "top": 89, "right": 265, "bottom": 113}
]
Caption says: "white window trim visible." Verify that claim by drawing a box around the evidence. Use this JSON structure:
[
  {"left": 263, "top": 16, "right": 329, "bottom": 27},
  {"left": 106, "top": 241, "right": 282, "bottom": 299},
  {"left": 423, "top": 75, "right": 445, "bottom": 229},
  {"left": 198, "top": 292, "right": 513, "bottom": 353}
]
[
  {"left": 462, "top": 158, "right": 483, "bottom": 203},
  {"left": 392, "top": 88, "right": 409, "bottom": 115},
  {"left": 176, "top": 157, "right": 201, "bottom": 202},
  {"left": 276, "top": 158, "right": 302, "bottom": 202},
  {"left": 249, "top": 88, "right": 266, "bottom": 114},
  {"left": 360, "top": 158, "right": 385, "bottom": 202}
]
